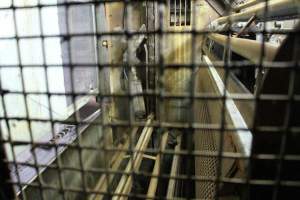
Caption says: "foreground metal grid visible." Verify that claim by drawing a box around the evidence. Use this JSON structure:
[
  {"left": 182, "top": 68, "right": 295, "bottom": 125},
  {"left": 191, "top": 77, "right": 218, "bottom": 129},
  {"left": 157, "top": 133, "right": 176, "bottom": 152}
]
[{"left": 0, "top": 0, "right": 299, "bottom": 199}]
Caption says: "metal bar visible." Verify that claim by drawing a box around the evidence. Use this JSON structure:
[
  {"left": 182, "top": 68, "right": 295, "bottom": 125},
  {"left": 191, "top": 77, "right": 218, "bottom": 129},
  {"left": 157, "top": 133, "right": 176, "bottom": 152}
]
[
  {"left": 179, "top": 0, "right": 182, "bottom": 26},
  {"left": 236, "top": 15, "right": 257, "bottom": 37},
  {"left": 119, "top": 128, "right": 154, "bottom": 199},
  {"left": 90, "top": 128, "right": 138, "bottom": 200},
  {"left": 146, "top": 132, "right": 169, "bottom": 199},
  {"left": 175, "top": 0, "right": 177, "bottom": 26},
  {"left": 166, "top": 136, "right": 182, "bottom": 199},
  {"left": 214, "top": 0, "right": 300, "bottom": 25},
  {"left": 142, "top": 154, "right": 157, "bottom": 160},
  {"left": 208, "top": 33, "right": 278, "bottom": 63},
  {"left": 184, "top": 0, "right": 187, "bottom": 26},
  {"left": 112, "top": 114, "right": 154, "bottom": 200},
  {"left": 0, "top": 146, "right": 15, "bottom": 199},
  {"left": 123, "top": 154, "right": 157, "bottom": 160}
]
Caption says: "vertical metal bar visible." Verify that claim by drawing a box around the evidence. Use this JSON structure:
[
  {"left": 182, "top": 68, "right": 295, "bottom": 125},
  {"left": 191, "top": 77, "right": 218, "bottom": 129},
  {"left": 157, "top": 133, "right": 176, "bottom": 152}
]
[
  {"left": 156, "top": 0, "right": 165, "bottom": 198},
  {"left": 166, "top": 136, "right": 181, "bottom": 199},
  {"left": 92, "top": 1, "right": 113, "bottom": 199},
  {"left": 272, "top": 27, "right": 299, "bottom": 200},
  {"left": 214, "top": 2, "right": 232, "bottom": 199},
  {"left": 174, "top": 0, "right": 177, "bottom": 26},
  {"left": 179, "top": 0, "right": 181, "bottom": 26},
  {"left": 245, "top": 1, "right": 270, "bottom": 200},
  {"left": 0, "top": 76, "right": 22, "bottom": 199},
  {"left": 146, "top": 132, "right": 168, "bottom": 199},
  {"left": 37, "top": 0, "right": 66, "bottom": 199},
  {"left": 63, "top": 1, "right": 88, "bottom": 197},
  {"left": 184, "top": 0, "right": 187, "bottom": 26},
  {"left": 128, "top": 0, "right": 135, "bottom": 198},
  {"left": 11, "top": 0, "right": 45, "bottom": 198},
  {"left": 0, "top": 144, "right": 15, "bottom": 200}
]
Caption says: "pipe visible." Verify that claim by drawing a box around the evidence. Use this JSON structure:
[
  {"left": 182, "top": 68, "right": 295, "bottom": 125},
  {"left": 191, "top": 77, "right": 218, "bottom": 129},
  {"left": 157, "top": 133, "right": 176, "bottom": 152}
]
[
  {"left": 214, "top": 0, "right": 300, "bottom": 25},
  {"left": 208, "top": 33, "right": 278, "bottom": 64}
]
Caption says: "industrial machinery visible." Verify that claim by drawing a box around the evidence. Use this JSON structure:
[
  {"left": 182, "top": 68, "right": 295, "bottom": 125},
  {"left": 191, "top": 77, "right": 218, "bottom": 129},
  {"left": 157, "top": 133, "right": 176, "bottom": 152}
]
[{"left": 0, "top": 0, "right": 299, "bottom": 199}]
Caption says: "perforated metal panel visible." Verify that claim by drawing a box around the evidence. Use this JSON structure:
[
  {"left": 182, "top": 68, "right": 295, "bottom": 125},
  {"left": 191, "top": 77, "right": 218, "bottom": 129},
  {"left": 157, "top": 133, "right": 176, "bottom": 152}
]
[{"left": 195, "top": 102, "right": 218, "bottom": 199}]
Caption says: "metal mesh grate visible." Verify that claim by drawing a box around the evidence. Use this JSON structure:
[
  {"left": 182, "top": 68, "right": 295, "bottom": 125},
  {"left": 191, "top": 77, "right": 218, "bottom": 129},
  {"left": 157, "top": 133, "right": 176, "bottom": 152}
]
[
  {"left": 195, "top": 101, "right": 218, "bottom": 199},
  {"left": 0, "top": 0, "right": 300, "bottom": 200}
]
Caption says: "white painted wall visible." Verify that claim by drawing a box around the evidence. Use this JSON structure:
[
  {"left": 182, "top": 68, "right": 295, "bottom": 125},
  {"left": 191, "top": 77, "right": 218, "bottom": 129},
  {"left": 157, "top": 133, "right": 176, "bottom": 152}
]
[{"left": 0, "top": 0, "right": 91, "bottom": 159}]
